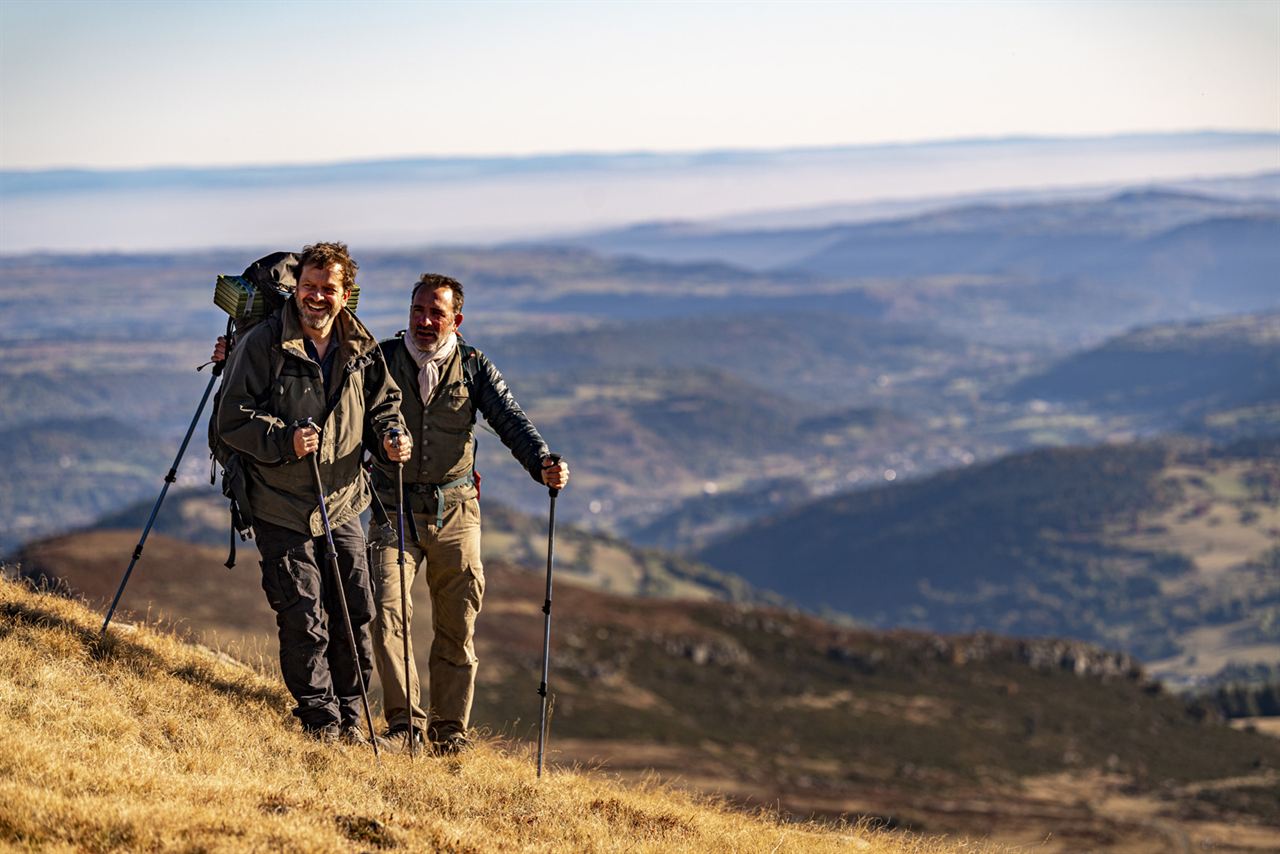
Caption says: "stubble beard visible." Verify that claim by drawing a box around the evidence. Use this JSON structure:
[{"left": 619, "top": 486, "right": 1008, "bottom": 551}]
[
  {"left": 303, "top": 312, "right": 331, "bottom": 330},
  {"left": 301, "top": 301, "right": 339, "bottom": 331}
]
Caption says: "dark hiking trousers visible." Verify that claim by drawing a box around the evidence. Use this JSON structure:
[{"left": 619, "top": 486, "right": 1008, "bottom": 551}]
[{"left": 254, "top": 516, "right": 376, "bottom": 730}]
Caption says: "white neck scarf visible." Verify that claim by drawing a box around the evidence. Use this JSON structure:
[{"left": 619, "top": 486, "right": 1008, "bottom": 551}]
[{"left": 404, "top": 331, "right": 457, "bottom": 403}]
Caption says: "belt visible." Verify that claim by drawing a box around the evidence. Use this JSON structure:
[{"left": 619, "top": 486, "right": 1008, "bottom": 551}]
[{"left": 406, "top": 474, "right": 475, "bottom": 528}]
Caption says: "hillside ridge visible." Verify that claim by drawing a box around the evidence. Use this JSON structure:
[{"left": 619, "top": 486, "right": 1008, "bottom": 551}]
[
  {"left": 9, "top": 531, "right": 1280, "bottom": 850},
  {"left": 0, "top": 573, "right": 965, "bottom": 853}
]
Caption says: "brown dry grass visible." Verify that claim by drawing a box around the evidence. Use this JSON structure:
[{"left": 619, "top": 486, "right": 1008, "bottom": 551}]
[{"left": 0, "top": 577, "right": 1003, "bottom": 853}]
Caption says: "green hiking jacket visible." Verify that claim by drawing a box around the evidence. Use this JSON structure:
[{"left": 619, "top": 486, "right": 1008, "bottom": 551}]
[{"left": 217, "top": 301, "right": 405, "bottom": 536}]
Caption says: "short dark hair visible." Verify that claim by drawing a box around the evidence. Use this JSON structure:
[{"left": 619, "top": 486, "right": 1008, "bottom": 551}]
[
  {"left": 411, "top": 273, "right": 464, "bottom": 312},
  {"left": 298, "top": 242, "right": 358, "bottom": 289}
]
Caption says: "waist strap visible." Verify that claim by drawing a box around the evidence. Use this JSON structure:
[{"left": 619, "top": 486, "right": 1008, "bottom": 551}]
[{"left": 406, "top": 474, "right": 475, "bottom": 528}]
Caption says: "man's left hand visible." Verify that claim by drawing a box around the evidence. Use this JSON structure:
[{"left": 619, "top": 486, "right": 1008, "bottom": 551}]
[
  {"left": 384, "top": 430, "right": 413, "bottom": 463},
  {"left": 541, "top": 456, "right": 569, "bottom": 490}
]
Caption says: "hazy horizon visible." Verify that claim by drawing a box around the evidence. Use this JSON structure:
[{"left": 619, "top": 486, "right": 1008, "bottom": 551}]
[
  {"left": 2, "top": 132, "right": 1277, "bottom": 255},
  {"left": 2, "top": 128, "right": 1277, "bottom": 179}
]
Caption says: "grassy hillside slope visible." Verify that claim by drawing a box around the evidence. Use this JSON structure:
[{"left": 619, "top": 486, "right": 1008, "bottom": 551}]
[
  {"left": 9, "top": 533, "right": 1280, "bottom": 850},
  {"left": 0, "top": 575, "right": 962, "bottom": 854}
]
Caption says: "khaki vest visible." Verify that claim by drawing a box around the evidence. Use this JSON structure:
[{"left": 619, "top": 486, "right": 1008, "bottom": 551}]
[{"left": 374, "top": 339, "right": 479, "bottom": 514}]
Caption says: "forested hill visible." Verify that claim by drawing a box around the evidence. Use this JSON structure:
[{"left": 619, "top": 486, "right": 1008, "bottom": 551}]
[
  {"left": 1010, "top": 311, "right": 1280, "bottom": 439},
  {"left": 698, "top": 437, "right": 1280, "bottom": 673}
]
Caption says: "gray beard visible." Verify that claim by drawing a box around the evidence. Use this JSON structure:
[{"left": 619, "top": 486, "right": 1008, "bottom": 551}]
[{"left": 301, "top": 304, "right": 338, "bottom": 330}]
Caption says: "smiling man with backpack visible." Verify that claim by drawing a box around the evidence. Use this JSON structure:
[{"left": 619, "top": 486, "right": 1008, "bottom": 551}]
[{"left": 216, "top": 242, "right": 410, "bottom": 744}]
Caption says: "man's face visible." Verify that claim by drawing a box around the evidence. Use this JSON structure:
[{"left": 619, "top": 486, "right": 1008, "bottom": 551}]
[
  {"left": 295, "top": 263, "right": 347, "bottom": 330},
  {"left": 410, "top": 286, "right": 462, "bottom": 351}
]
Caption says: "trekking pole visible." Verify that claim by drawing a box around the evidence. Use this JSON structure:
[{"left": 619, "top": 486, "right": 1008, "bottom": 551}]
[
  {"left": 536, "top": 454, "right": 562, "bottom": 778},
  {"left": 301, "top": 418, "right": 380, "bottom": 760},
  {"left": 101, "top": 354, "right": 226, "bottom": 635},
  {"left": 389, "top": 428, "right": 415, "bottom": 758}
]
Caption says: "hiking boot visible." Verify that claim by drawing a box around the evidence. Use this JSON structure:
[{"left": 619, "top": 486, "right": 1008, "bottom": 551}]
[
  {"left": 431, "top": 730, "right": 472, "bottom": 756},
  {"left": 303, "top": 723, "right": 340, "bottom": 743},
  {"left": 381, "top": 724, "right": 426, "bottom": 753}
]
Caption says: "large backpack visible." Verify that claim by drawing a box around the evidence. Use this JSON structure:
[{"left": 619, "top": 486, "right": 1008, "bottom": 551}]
[{"left": 207, "top": 252, "right": 301, "bottom": 567}]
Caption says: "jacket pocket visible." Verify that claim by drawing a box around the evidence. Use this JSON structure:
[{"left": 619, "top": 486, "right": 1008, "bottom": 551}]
[{"left": 434, "top": 382, "right": 473, "bottom": 434}]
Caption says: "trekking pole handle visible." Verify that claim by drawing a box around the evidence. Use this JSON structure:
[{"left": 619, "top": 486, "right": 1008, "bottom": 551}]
[
  {"left": 293, "top": 417, "right": 321, "bottom": 460},
  {"left": 546, "top": 453, "right": 562, "bottom": 498}
]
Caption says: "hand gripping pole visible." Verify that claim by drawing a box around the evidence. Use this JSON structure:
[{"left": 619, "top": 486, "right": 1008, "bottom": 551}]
[
  {"left": 536, "top": 454, "right": 562, "bottom": 778},
  {"left": 390, "top": 427, "right": 416, "bottom": 757}
]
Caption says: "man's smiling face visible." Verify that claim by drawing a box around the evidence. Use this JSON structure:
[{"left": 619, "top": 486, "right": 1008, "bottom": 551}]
[{"left": 295, "top": 262, "right": 347, "bottom": 331}]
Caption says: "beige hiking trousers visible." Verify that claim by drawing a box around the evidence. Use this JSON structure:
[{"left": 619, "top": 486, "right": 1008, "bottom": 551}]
[{"left": 370, "top": 497, "right": 484, "bottom": 735}]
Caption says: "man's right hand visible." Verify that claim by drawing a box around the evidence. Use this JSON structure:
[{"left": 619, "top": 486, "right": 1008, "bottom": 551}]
[
  {"left": 293, "top": 423, "right": 320, "bottom": 458},
  {"left": 384, "top": 429, "right": 412, "bottom": 463},
  {"left": 211, "top": 336, "right": 228, "bottom": 363}
]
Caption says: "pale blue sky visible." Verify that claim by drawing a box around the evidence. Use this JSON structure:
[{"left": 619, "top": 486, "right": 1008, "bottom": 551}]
[{"left": 1, "top": 0, "right": 1277, "bottom": 170}]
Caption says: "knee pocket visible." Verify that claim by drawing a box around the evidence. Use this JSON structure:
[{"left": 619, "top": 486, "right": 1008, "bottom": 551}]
[
  {"left": 464, "top": 562, "right": 485, "bottom": 605},
  {"left": 260, "top": 553, "right": 313, "bottom": 612},
  {"left": 345, "top": 565, "right": 376, "bottom": 625}
]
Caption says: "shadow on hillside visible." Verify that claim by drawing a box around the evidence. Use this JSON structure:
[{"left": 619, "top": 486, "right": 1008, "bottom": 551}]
[{"left": 0, "top": 591, "right": 287, "bottom": 710}]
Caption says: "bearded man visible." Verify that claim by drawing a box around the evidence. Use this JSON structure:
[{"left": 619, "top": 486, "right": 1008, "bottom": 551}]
[{"left": 368, "top": 273, "right": 568, "bottom": 754}]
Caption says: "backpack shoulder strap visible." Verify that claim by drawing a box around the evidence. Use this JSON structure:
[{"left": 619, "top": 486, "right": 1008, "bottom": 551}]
[
  {"left": 458, "top": 340, "right": 481, "bottom": 399},
  {"left": 457, "top": 340, "right": 483, "bottom": 489}
]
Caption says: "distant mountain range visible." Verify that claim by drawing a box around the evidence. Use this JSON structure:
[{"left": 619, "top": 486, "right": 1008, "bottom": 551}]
[
  {"left": 559, "top": 187, "right": 1280, "bottom": 349},
  {"left": 6, "top": 133, "right": 1276, "bottom": 195},
  {"left": 561, "top": 182, "right": 1280, "bottom": 271},
  {"left": 3, "top": 131, "right": 1276, "bottom": 252}
]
